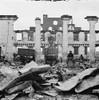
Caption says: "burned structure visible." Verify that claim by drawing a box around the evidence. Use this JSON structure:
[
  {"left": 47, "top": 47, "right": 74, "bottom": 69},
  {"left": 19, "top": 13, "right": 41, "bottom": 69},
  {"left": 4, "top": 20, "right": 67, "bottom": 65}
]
[
  {"left": 0, "top": 15, "right": 18, "bottom": 61},
  {"left": 15, "top": 14, "right": 99, "bottom": 62},
  {"left": 0, "top": 14, "right": 99, "bottom": 62},
  {"left": 0, "top": 15, "right": 99, "bottom": 99}
]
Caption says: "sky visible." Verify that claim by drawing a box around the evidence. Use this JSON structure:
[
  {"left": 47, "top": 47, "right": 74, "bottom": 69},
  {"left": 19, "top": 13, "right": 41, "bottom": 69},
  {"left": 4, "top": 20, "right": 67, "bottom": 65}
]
[{"left": 0, "top": 0, "right": 99, "bottom": 30}]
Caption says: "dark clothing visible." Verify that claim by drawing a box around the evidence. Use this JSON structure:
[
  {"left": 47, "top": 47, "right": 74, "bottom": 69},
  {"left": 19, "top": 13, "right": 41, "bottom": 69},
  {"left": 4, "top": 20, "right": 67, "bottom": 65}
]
[
  {"left": 67, "top": 52, "right": 74, "bottom": 60},
  {"left": 67, "top": 52, "right": 74, "bottom": 66},
  {"left": 79, "top": 55, "right": 84, "bottom": 61}
]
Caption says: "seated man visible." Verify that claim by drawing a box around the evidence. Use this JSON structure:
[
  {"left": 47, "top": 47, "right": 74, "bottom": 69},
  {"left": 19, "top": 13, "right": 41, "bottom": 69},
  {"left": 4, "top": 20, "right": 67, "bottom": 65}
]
[
  {"left": 67, "top": 51, "right": 74, "bottom": 66},
  {"left": 67, "top": 51, "right": 74, "bottom": 60}
]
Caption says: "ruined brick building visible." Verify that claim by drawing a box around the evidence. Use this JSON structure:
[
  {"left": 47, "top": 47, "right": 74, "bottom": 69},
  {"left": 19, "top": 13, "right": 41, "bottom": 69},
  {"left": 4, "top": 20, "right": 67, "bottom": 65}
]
[
  {"left": 0, "top": 14, "right": 98, "bottom": 62},
  {"left": 15, "top": 14, "right": 99, "bottom": 59}
]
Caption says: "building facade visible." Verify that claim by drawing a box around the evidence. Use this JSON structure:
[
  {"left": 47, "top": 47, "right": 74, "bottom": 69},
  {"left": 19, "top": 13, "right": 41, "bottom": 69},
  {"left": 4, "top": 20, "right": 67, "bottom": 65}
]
[
  {"left": 15, "top": 14, "right": 99, "bottom": 59},
  {"left": 0, "top": 14, "right": 98, "bottom": 61},
  {"left": 0, "top": 15, "right": 18, "bottom": 61}
]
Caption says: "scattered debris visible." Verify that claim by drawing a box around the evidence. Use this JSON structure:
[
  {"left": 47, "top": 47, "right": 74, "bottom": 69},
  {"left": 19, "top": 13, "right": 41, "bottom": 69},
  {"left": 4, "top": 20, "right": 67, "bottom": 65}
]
[
  {"left": 54, "top": 68, "right": 97, "bottom": 92},
  {"left": 0, "top": 60, "right": 99, "bottom": 100},
  {"left": 0, "top": 61, "right": 50, "bottom": 99}
]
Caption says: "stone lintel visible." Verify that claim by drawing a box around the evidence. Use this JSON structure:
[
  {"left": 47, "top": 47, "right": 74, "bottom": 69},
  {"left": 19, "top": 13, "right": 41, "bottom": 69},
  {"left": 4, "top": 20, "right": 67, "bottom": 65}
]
[
  {"left": 35, "top": 17, "right": 41, "bottom": 20},
  {"left": 0, "top": 15, "right": 18, "bottom": 21},
  {"left": 85, "top": 16, "right": 98, "bottom": 22},
  {"left": 61, "top": 15, "right": 72, "bottom": 20}
]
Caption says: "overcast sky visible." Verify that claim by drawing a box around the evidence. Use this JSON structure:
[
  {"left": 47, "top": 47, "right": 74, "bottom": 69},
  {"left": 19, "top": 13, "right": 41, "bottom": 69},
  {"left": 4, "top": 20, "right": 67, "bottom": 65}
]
[{"left": 0, "top": 0, "right": 99, "bottom": 30}]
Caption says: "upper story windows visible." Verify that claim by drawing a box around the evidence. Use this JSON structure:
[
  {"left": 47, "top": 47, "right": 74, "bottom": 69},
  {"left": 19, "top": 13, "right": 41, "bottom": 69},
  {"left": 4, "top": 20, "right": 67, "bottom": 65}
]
[
  {"left": 85, "top": 33, "right": 87, "bottom": 41},
  {"left": 16, "top": 33, "right": 22, "bottom": 41},
  {"left": 73, "top": 32, "right": 79, "bottom": 41}
]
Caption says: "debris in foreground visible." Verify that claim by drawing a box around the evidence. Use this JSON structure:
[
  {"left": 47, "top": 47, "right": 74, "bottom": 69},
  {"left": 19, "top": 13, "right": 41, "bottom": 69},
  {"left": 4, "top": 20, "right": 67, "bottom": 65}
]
[
  {"left": 0, "top": 60, "right": 99, "bottom": 100},
  {"left": 54, "top": 68, "right": 97, "bottom": 92},
  {"left": 0, "top": 61, "right": 50, "bottom": 99}
]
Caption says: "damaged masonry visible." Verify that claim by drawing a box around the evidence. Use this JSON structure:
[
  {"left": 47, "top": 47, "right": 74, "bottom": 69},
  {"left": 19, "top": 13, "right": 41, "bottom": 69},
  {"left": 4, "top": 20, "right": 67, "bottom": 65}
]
[{"left": 0, "top": 15, "right": 99, "bottom": 100}]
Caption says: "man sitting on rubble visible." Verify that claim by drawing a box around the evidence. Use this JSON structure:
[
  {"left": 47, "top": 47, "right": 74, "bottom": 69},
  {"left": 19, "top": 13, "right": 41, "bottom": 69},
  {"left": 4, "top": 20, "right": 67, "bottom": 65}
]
[
  {"left": 67, "top": 51, "right": 74, "bottom": 66},
  {"left": 67, "top": 51, "right": 74, "bottom": 60}
]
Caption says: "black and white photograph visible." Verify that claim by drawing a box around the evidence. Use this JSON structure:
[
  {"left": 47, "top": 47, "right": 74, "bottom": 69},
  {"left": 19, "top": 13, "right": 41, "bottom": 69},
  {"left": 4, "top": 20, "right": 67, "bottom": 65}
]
[{"left": 0, "top": 0, "right": 99, "bottom": 100}]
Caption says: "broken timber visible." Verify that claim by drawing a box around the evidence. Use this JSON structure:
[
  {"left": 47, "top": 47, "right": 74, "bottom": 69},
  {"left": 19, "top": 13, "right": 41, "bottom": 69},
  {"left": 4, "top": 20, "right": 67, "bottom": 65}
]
[
  {"left": 54, "top": 68, "right": 97, "bottom": 92},
  {"left": 0, "top": 64, "right": 50, "bottom": 97}
]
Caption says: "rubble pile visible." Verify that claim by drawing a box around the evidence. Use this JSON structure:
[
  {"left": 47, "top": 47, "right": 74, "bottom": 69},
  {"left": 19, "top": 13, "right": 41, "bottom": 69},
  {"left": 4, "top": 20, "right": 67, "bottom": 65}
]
[{"left": 0, "top": 61, "right": 99, "bottom": 100}]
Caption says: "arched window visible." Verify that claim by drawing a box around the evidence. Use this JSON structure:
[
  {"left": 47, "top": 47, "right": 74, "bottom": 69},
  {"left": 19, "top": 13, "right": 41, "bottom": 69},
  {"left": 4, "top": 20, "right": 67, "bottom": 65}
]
[
  {"left": 48, "top": 27, "right": 52, "bottom": 31},
  {"left": 53, "top": 20, "right": 58, "bottom": 25}
]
